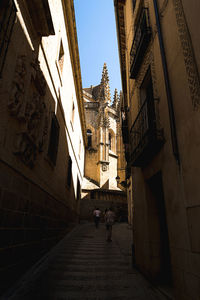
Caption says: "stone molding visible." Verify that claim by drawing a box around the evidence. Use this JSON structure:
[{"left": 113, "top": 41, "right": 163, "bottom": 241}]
[{"left": 172, "top": 0, "right": 200, "bottom": 110}]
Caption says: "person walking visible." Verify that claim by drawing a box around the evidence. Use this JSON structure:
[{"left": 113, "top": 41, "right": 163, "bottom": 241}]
[
  {"left": 93, "top": 208, "right": 101, "bottom": 228},
  {"left": 104, "top": 207, "right": 115, "bottom": 242}
]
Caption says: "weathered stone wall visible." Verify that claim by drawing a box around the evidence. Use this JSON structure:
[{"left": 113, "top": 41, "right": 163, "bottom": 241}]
[
  {"left": 0, "top": 0, "right": 85, "bottom": 292},
  {"left": 116, "top": 0, "right": 200, "bottom": 298}
]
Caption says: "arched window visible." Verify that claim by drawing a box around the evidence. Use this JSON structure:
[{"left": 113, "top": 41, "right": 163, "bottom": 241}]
[
  {"left": 87, "top": 129, "right": 92, "bottom": 147},
  {"left": 109, "top": 133, "right": 112, "bottom": 150}
]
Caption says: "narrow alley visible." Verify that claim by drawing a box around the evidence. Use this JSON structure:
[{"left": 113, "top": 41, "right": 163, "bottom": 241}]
[
  {"left": 1, "top": 0, "right": 200, "bottom": 298},
  {"left": 2, "top": 223, "right": 168, "bottom": 300}
]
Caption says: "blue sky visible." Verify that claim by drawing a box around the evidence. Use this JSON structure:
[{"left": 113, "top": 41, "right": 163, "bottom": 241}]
[{"left": 74, "top": 0, "right": 122, "bottom": 100}]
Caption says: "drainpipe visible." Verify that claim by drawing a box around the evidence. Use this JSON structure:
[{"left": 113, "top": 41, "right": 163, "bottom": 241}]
[{"left": 153, "top": 0, "right": 180, "bottom": 165}]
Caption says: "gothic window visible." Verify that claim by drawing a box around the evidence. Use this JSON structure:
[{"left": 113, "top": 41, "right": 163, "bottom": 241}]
[
  {"left": 0, "top": 0, "right": 17, "bottom": 77},
  {"left": 47, "top": 114, "right": 60, "bottom": 165},
  {"left": 87, "top": 129, "right": 92, "bottom": 147},
  {"left": 109, "top": 133, "right": 112, "bottom": 150},
  {"left": 58, "top": 40, "right": 64, "bottom": 74},
  {"left": 67, "top": 156, "right": 72, "bottom": 187}
]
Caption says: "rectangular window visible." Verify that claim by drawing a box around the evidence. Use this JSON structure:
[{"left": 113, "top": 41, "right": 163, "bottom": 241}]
[
  {"left": 58, "top": 40, "right": 64, "bottom": 74},
  {"left": 47, "top": 114, "right": 60, "bottom": 165},
  {"left": 0, "top": 0, "right": 17, "bottom": 76},
  {"left": 71, "top": 102, "right": 75, "bottom": 123},
  {"left": 67, "top": 156, "right": 72, "bottom": 187},
  {"left": 77, "top": 177, "right": 80, "bottom": 201}
]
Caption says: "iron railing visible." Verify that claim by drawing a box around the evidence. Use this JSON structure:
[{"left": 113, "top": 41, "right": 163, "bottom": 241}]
[
  {"left": 130, "top": 97, "right": 164, "bottom": 166},
  {"left": 0, "top": 0, "right": 17, "bottom": 77},
  {"left": 130, "top": 8, "right": 151, "bottom": 79}
]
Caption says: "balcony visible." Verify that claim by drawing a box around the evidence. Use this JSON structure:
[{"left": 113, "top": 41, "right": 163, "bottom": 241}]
[
  {"left": 130, "top": 8, "right": 151, "bottom": 79},
  {"left": 130, "top": 97, "right": 164, "bottom": 167}
]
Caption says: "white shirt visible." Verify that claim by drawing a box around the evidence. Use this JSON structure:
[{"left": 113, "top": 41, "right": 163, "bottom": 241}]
[{"left": 93, "top": 209, "right": 101, "bottom": 217}]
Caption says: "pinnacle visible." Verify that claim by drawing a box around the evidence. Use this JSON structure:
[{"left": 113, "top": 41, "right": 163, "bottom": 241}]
[
  {"left": 101, "top": 62, "right": 109, "bottom": 85},
  {"left": 100, "top": 63, "right": 111, "bottom": 104}
]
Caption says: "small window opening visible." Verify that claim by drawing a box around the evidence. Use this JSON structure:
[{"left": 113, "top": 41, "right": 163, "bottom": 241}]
[
  {"left": 67, "top": 156, "right": 72, "bottom": 187},
  {"left": 109, "top": 133, "right": 112, "bottom": 150},
  {"left": 47, "top": 114, "right": 60, "bottom": 165},
  {"left": 58, "top": 40, "right": 64, "bottom": 74},
  {"left": 87, "top": 129, "right": 92, "bottom": 147}
]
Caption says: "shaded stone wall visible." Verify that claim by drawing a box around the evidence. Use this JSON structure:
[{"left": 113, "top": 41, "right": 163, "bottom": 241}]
[
  {"left": 0, "top": 160, "right": 77, "bottom": 293},
  {"left": 0, "top": 0, "right": 85, "bottom": 293}
]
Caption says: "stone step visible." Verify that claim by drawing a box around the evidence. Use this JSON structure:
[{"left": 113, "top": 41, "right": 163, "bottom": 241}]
[
  {"left": 49, "top": 264, "right": 128, "bottom": 272},
  {"left": 52, "top": 259, "right": 128, "bottom": 266}
]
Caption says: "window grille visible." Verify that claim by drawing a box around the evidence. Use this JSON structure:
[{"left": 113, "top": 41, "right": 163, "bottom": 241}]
[{"left": 0, "top": 0, "right": 16, "bottom": 77}]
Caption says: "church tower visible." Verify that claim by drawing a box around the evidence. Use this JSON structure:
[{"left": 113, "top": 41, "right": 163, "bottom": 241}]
[
  {"left": 82, "top": 63, "right": 125, "bottom": 190},
  {"left": 81, "top": 63, "right": 127, "bottom": 219}
]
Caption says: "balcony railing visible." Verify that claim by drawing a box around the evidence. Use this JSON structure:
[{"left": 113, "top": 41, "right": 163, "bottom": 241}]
[
  {"left": 130, "top": 8, "right": 151, "bottom": 79},
  {"left": 130, "top": 97, "right": 164, "bottom": 167}
]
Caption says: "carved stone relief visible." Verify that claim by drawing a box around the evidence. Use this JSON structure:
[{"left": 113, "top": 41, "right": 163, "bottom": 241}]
[
  {"left": 102, "top": 163, "right": 107, "bottom": 172},
  {"left": 8, "top": 55, "right": 27, "bottom": 117},
  {"left": 9, "top": 55, "right": 49, "bottom": 167},
  {"left": 172, "top": 0, "right": 200, "bottom": 110},
  {"left": 13, "top": 132, "right": 37, "bottom": 168}
]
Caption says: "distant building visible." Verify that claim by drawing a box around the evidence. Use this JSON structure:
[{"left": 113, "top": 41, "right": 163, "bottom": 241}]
[
  {"left": 81, "top": 63, "right": 127, "bottom": 219},
  {"left": 115, "top": 0, "right": 200, "bottom": 298},
  {"left": 0, "top": 0, "right": 86, "bottom": 291}
]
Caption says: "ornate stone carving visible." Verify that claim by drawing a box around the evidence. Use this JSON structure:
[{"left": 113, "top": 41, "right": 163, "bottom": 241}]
[
  {"left": 102, "top": 163, "right": 107, "bottom": 171},
  {"left": 25, "top": 91, "right": 49, "bottom": 152},
  {"left": 8, "top": 55, "right": 27, "bottom": 117},
  {"left": 10, "top": 55, "right": 49, "bottom": 166},
  {"left": 172, "top": 0, "right": 200, "bottom": 110},
  {"left": 14, "top": 132, "right": 37, "bottom": 168},
  {"left": 30, "top": 58, "right": 46, "bottom": 96}
]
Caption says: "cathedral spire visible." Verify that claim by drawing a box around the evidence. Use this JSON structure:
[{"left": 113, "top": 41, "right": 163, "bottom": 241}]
[
  {"left": 101, "top": 62, "right": 109, "bottom": 84},
  {"left": 112, "top": 88, "right": 118, "bottom": 109},
  {"left": 100, "top": 63, "right": 111, "bottom": 104}
]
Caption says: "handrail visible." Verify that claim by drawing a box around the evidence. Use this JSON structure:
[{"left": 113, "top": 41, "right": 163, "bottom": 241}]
[{"left": 130, "top": 96, "right": 150, "bottom": 133}]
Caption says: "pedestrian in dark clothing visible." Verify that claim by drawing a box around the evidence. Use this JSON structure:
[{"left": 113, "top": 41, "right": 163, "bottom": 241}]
[
  {"left": 104, "top": 207, "right": 115, "bottom": 241},
  {"left": 93, "top": 208, "right": 101, "bottom": 228}
]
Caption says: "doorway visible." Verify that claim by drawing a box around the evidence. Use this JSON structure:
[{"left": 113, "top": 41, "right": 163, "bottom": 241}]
[{"left": 146, "top": 171, "right": 172, "bottom": 285}]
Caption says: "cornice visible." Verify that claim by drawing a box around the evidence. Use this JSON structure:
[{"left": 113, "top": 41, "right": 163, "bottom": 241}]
[
  {"left": 61, "top": 0, "right": 87, "bottom": 145},
  {"left": 114, "top": 0, "right": 128, "bottom": 106}
]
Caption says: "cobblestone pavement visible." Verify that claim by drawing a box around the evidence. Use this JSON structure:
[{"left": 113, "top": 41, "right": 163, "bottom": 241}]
[{"left": 2, "top": 223, "right": 168, "bottom": 300}]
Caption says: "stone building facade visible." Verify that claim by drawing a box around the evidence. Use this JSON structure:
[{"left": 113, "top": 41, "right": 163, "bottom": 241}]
[
  {"left": 0, "top": 0, "right": 86, "bottom": 292},
  {"left": 115, "top": 0, "right": 200, "bottom": 299},
  {"left": 81, "top": 64, "right": 127, "bottom": 219}
]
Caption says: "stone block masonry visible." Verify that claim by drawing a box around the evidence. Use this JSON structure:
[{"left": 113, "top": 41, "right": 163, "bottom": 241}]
[{"left": 0, "top": 160, "right": 76, "bottom": 295}]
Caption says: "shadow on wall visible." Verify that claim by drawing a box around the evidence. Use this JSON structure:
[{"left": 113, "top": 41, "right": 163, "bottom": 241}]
[{"left": 0, "top": 2, "right": 78, "bottom": 294}]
